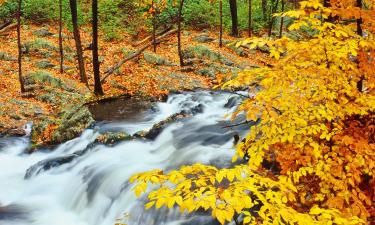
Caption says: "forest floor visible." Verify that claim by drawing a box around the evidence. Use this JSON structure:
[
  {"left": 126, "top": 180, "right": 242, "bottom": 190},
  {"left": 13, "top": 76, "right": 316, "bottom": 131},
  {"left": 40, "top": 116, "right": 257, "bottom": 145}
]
[{"left": 0, "top": 22, "right": 269, "bottom": 148}]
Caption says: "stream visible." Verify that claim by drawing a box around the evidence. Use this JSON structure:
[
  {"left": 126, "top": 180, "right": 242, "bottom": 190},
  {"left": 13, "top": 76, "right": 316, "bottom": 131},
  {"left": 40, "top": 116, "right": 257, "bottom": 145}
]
[{"left": 0, "top": 91, "right": 250, "bottom": 225}]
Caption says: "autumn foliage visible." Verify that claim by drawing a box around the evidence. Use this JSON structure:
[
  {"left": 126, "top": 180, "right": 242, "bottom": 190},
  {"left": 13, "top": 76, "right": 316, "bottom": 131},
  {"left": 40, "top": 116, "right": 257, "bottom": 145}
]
[{"left": 130, "top": 0, "right": 375, "bottom": 224}]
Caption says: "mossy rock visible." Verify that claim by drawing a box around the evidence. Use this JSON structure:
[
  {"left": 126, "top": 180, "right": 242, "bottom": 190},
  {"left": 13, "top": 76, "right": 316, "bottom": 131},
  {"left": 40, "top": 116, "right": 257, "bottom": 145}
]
[
  {"left": 193, "top": 34, "right": 215, "bottom": 43},
  {"left": 36, "top": 60, "right": 55, "bottom": 69},
  {"left": 0, "top": 52, "right": 16, "bottom": 61},
  {"left": 24, "top": 71, "right": 64, "bottom": 88},
  {"left": 23, "top": 39, "right": 58, "bottom": 54},
  {"left": 51, "top": 106, "right": 94, "bottom": 144},
  {"left": 143, "top": 51, "right": 174, "bottom": 66},
  {"left": 182, "top": 45, "right": 235, "bottom": 66},
  {"left": 95, "top": 131, "right": 132, "bottom": 145},
  {"left": 33, "top": 28, "right": 54, "bottom": 37}
]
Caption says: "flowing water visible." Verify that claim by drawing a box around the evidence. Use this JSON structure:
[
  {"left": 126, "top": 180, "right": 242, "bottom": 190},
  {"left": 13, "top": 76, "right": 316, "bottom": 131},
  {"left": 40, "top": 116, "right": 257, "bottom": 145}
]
[{"left": 0, "top": 91, "right": 249, "bottom": 225}]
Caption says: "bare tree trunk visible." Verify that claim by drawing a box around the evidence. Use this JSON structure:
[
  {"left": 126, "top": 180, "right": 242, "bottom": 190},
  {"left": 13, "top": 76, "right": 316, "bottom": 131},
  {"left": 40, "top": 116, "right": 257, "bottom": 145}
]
[
  {"left": 152, "top": 0, "right": 157, "bottom": 52},
  {"left": 17, "top": 0, "right": 25, "bottom": 93},
  {"left": 69, "top": 0, "right": 87, "bottom": 85},
  {"left": 59, "top": 0, "right": 64, "bottom": 73},
  {"left": 219, "top": 0, "right": 223, "bottom": 47},
  {"left": 356, "top": 0, "right": 363, "bottom": 36},
  {"left": 229, "top": 0, "right": 239, "bottom": 37},
  {"left": 262, "top": 0, "right": 267, "bottom": 21},
  {"left": 279, "top": 0, "right": 284, "bottom": 38},
  {"left": 177, "top": 0, "right": 185, "bottom": 66},
  {"left": 248, "top": 0, "right": 252, "bottom": 37},
  {"left": 268, "top": 0, "right": 279, "bottom": 37},
  {"left": 92, "top": 0, "right": 104, "bottom": 95}
]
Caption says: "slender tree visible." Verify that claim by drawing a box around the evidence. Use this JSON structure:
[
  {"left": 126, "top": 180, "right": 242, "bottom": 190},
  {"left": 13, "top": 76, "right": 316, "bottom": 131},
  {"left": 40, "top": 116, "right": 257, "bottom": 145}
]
[
  {"left": 279, "top": 0, "right": 285, "bottom": 38},
  {"left": 59, "top": 0, "right": 64, "bottom": 73},
  {"left": 248, "top": 0, "right": 252, "bottom": 37},
  {"left": 177, "top": 0, "right": 185, "bottom": 66},
  {"left": 262, "top": 0, "right": 267, "bottom": 21},
  {"left": 17, "top": 0, "right": 25, "bottom": 92},
  {"left": 219, "top": 0, "right": 223, "bottom": 47},
  {"left": 268, "top": 0, "right": 279, "bottom": 37},
  {"left": 92, "top": 0, "right": 104, "bottom": 95},
  {"left": 69, "top": 0, "right": 88, "bottom": 85},
  {"left": 356, "top": 0, "right": 363, "bottom": 36},
  {"left": 152, "top": 0, "right": 157, "bottom": 52},
  {"left": 229, "top": 0, "right": 239, "bottom": 37}
]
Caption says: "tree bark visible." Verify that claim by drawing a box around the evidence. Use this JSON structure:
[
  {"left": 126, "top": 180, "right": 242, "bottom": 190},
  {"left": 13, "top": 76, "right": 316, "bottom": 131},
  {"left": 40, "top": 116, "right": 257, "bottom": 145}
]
[
  {"left": 248, "top": 0, "right": 252, "bottom": 37},
  {"left": 69, "top": 0, "right": 87, "bottom": 85},
  {"left": 152, "top": 0, "right": 157, "bottom": 52},
  {"left": 262, "top": 0, "right": 267, "bottom": 21},
  {"left": 177, "top": 0, "right": 185, "bottom": 66},
  {"left": 59, "top": 0, "right": 64, "bottom": 73},
  {"left": 229, "top": 0, "right": 239, "bottom": 37},
  {"left": 356, "top": 0, "right": 363, "bottom": 36},
  {"left": 279, "top": 0, "right": 284, "bottom": 38},
  {"left": 92, "top": 0, "right": 104, "bottom": 95},
  {"left": 17, "top": 0, "right": 25, "bottom": 93},
  {"left": 219, "top": 0, "right": 223, "bottom": 47},
  {"left": 268, "top": 0, "right": 279, "bottom": 37}
]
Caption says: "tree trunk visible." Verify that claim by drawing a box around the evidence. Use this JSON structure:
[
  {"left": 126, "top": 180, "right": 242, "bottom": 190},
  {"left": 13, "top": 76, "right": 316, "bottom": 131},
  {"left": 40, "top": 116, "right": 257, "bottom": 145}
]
[
  {"left": 17, "top": 0, "right": 25, "bottom": 93},
  {"left": 59, "top": 0, "right": 64, "bottom": 73},
  {"left": 219, "top": 0, "right": 223, "bottom": 47},
  {"left": 229, "top": 0, "right": 239, "bottom": 37},
  {"left": 262, "top": 0, "right": 267, "bottom": 21},
  {"left": 356, "top": 0, "right": 363, "bottom": 36},
  {"left": 268, "top": 0, "right": 279, "bottom": 37},
  {"left": 279, "top": 0, "right": 284, "bottom": 38},
  {"left": 152, "top": 0, "right": 157, "bottom": 52},
  {"left": 177, "top": 0, "right": 185, "bottom": 66},
  {"left": 248, "top": 0, "right": 252, "bottom": 37},
  {"left": 92, "top": 0, "right": 104, "bottom": 95},
  {"left": 69, "top": 0, "right": 87, "bottom": 85}
]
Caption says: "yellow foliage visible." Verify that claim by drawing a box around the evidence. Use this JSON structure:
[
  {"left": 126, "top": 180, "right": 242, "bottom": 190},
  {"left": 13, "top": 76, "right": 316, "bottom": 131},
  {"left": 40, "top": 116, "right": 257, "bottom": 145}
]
[{"left": 129, "top": 0, "right": 375, "bottom": 224}]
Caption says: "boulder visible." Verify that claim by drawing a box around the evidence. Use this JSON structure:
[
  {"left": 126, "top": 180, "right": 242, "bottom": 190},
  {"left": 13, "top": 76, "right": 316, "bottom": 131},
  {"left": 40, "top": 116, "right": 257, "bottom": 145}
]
[
  {"left": 95, "top": 131, "right": 132, "bottom": 145},
  {"left": 0, "top": 52, "right": 16, "bottom": 61},
  {"left": 36, "top": 60, "right": 55, "bottom": 69},
  {"left": 33, "top": 28, "right": 54, "bottom": 37},
  {"left": 143, "top": 51, "right": 174, "bottom": 66},
  {"left": 182, "top": 45, "right": 235, "bottom": 66},
  {"left": 193, "top": 34, "right": 215, "bottom": 43}
]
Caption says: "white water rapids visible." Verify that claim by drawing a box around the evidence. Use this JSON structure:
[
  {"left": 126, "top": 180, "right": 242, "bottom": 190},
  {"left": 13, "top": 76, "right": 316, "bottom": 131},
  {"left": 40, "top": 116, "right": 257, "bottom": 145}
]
[{"left": 0, "top": 91, "right": 250, "bottom": 225}]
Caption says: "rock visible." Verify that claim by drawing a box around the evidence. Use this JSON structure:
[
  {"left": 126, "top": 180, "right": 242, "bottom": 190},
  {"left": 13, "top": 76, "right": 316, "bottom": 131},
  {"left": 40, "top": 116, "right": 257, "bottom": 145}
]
[
  {"left": 193, "top": 34, "right": 215, "bottom": 43},
  {"left": 24, "top": 71, "right": 64, "bottom": 88},
  {"left": 196, "top": 67, "right": 216, "bottom": 78},
  {"left": 226, "top": 44, "right": 247, "bottom": 57},
  {"left": 257, "top": 45, "right": 270, "bottom": 53},
  {"left": 6, "top": 128, "right": 26, "bottom": 136},
  {"left": 36, "top": 60, "right": 55, "bottom": 69},
  {"left": 33, "top": 28, "right": 54, "bottom": 37},
  {"left": 0, "top": 205, "right": 28, "bottom": 221},
  {"left": 0, "top": 52, "right": 16, "bottom": 61},
  {"left": 182, "top": 45, "right": 235, "bottom": 66},
  {"left": 95, "top": 131, "right": 132, "bottom": 145},
  {"left": 224, "top": 96, "right": 241, "bottom": 108},
  {"left": 23, "top": 39, "right": 58, "bottom": 54},
  {"left": 134, "top": 104, "right": 204, "bottom": 140},
  {"left": 50, "top": 106, "right": 94, "bottom": 144},
  {"left": 24, "top": 155, "right": 77, "bottom": 179},
  {"left": 143, "top": 51, "right": 174, "bottom": 66}
]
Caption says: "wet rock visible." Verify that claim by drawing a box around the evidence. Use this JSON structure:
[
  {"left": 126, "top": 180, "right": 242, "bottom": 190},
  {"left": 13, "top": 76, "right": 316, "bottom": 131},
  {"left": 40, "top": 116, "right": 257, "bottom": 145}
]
[
  {"left": 193, "top": 34, "right": 215, "bottom": 43},
  {"left": 94, "top": 131, "right": 132, "bottom": 145},
  {"left": 6, "top": 128, "right": 26, "bottom": 137},
  {"left": 135, "top": 104, "right": 204, "bottom": 140},
  {"left": 36, "top": 60, "right": 55, "bottom": 69},
  {"left": 143, "top": 51, "right": 174, "bottom": 66},
  {"left": 224, "top": 96, "right": 241, "bottom": 108},
  {"left": 51, "top": 106, "right": 95, "bottom": 144},
  {"left": 0, "top": 204, "right": 28, "bottom": 221},
  {"left": 0, "top": 52, "right": 16, "bottom": 61},
  {"left": 24, "top": 154, "right": 77, "bottom": 179},
  {"left": 33, "top": 28, "right": 54, "bottom": 37}
]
